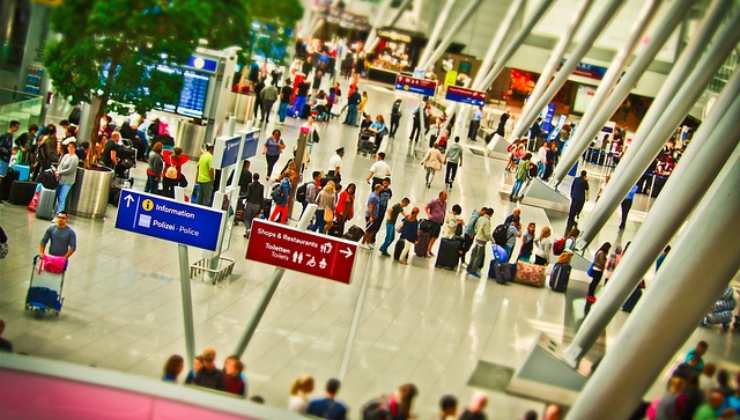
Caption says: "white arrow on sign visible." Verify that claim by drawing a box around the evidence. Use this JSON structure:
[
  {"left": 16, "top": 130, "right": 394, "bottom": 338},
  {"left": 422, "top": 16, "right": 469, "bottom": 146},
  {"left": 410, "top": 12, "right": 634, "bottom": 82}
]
[
  {"left": 123, "top": 194, "right": 135, "bottom": 208},
  {"left": 340, "top": 247, "right": 353, "bottom": 259}
]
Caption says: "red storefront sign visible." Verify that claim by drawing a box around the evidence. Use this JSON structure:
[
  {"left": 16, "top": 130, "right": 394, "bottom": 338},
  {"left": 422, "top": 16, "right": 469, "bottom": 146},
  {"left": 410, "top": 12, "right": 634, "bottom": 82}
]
[{"left": 246, "top": 219, "right": 358, "bottom": 284}]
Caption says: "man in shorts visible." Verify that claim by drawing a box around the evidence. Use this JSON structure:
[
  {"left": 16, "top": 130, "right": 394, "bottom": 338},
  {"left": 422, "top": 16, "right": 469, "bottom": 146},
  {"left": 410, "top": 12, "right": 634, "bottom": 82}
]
[
  {"left": 361, "top": 184, "right": 383, "bottom": 248},
  {"left": 424, "top": 191, "right": 447, "bottom": 257}
]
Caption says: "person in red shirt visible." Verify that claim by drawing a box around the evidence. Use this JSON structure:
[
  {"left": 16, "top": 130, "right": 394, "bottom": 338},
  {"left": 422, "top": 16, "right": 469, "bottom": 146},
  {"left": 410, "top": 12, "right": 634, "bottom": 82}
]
[{"left": 222, "top": 355, "right": 246, "bottom": 397}]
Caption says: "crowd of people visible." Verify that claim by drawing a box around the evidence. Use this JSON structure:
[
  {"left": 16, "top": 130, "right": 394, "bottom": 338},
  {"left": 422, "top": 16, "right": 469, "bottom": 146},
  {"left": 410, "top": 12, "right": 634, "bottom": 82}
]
[
  {"left": 640, "top": 341, "right": 739, "bottom": 420},
  {"left": 158, "top": 346, "right": 567, "bottom": 420}
]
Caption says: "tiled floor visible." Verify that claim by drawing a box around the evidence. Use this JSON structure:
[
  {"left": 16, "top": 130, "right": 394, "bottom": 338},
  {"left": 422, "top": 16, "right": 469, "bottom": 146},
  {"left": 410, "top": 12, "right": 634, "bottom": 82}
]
[{"left": 0, "top": 81, "right": 736, "bottom": 419}]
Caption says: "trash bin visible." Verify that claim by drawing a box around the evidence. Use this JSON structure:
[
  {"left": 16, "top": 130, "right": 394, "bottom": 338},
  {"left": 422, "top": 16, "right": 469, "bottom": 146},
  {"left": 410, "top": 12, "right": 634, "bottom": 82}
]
[{"left": 67, "top": 166, "right": 113, "bottom": 219}]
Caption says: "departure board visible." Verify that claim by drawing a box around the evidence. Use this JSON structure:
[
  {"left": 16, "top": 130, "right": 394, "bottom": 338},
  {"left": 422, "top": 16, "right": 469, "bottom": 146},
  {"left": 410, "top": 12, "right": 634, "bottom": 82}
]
[{"left": 176, "top": 70, "right": 210, "bottom": 118}]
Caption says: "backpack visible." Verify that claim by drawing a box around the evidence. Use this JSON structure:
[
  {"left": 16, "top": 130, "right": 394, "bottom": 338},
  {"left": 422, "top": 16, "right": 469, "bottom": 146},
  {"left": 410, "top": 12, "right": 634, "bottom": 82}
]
[
  {"left": 553, "top": 237, "right": 566, "bottom": 255},
  {"left": 528, "top": 162, "right": 538, "bottom": 178},
  {"left": 271, "top": 182, "right": 285, "bottom": 202},
  {"left": 493, "top": 223, "right": 510, "bottom": 246},
  {"left": 296, "top": 182, "right": 309, "bottom": 204},
  {"left": 361, "top": 397, "right": 391, "bottom": 420}
]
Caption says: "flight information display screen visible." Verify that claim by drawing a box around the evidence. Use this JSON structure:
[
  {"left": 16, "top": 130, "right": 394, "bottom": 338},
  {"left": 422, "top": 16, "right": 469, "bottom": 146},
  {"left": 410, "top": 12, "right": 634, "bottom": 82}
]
[{"left": 176, "top": 70, "right": 210, "bottom": 118}]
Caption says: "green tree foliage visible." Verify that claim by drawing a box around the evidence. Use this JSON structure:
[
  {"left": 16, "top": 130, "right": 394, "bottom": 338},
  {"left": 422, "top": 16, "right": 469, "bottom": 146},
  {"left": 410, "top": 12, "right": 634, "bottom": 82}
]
[{"left": 44, "top": 0, "right": 303, "bottom": 148}]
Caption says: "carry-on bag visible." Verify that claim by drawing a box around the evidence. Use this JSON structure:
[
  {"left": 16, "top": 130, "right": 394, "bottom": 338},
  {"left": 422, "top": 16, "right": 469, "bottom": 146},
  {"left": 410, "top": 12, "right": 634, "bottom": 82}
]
[
  {"left": 494, "top": 262, "right": 516, "bottom": 284},
  {"left": 36, "top": 187, "right": 57, "bottom": 220},
  {"left": 393, "top": 238, "right": 405, "bottom": 261},
  {"left": 514, "top": 261, "right": 546, "bottom": 287},
  {"left": 435, "top": 237, "right": 462, "bottom": 269},
  {"left": 415, "top": 231, "right": 431, "bottom": 258},
  {"left": 343, "top": 225, "right": 365, "bottom": 242},
  {"left": 549, "top": 263, "right": 571, "bottom": 292},
  {"left": 9, "top": 181, "right": 37, "bottom": 205}
]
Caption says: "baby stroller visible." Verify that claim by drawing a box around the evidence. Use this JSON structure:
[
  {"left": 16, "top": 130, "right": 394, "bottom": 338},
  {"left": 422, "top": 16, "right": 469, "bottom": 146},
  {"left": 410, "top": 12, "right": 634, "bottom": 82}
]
[{"left": 357, "top": 129, "right": 378, "bottom": 156}]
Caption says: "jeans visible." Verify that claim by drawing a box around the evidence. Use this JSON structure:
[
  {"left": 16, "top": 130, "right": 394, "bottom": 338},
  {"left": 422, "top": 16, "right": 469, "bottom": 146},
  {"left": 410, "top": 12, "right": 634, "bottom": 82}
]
[
  {"left": 292, "top": 96, "right": 306, "bottom": 118},
  {"left": 55, "top": 183, "right": 72, "bottom": 214},
  {"left": 313, "top": 208, "right": 325, "bottom": 233},
  {"left": 278, "top": 101, "right": 289, "bottom": 122},
  {"left": 445, "top": 162, "right": 458, "bottom": 185},
  {"left": 145, "top": 175, "right": 159, "bottom": 193},
  {"left": 468, "top": 119, "right": 480, "bottom": 140},
  {"left": 511, "top": 179, "right": 525, "bottom": 199},
  {"left": 467, "top": 241, "right": 486, "bottom": 274},
  {"left": 537, "top": 161, "right": 546, "bottom": 178},
  {"left": 197, "top": 181, "right": 214, "bottom": 206},
  {"left": 266, "top": 154, "right": 279, "bottom": 178},
  {"left": 261, "top": 100, "right": 275, "bottom": 122},
  {"left": 410, "top": 122, "right": 421, "bottom": 143},
  {"left": 344, "top": 104, "right": 358, "bottom": 125},
  {"left": 390, "top": 116, "right": 400, "bottom": 137},
  {"left": 587, "top": 270, "right": 603, "bottom": 296},
  {"left": 379, "top": 222, "right": 395, "bottom": 253},
  {"left": 620, "top": 198, "right": 633, "bottom": 228},
  {"left": 425, "top": 167, "right": 436, "bottom": 186}
]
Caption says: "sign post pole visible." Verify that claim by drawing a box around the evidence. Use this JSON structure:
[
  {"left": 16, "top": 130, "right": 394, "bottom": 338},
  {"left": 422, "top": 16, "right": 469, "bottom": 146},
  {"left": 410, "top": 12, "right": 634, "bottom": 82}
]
[
  {"left": 233, "top": 204, "right": 317, "bottom": 358},
  {"left": 177, "top": 244, "right": 196, "bottom": 371},
  {"left": 338, "top": 256, "right": 372, "bottom": 380}
]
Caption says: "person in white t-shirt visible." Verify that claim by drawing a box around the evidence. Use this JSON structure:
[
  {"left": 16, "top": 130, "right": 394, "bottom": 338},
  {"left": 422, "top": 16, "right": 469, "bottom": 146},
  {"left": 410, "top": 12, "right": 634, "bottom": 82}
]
[
  {"left": 328, "top": 147, "right": 344, "bottom": 183},
  {"left": 367, "top": 152, "right": 391, "bottom": 189}
]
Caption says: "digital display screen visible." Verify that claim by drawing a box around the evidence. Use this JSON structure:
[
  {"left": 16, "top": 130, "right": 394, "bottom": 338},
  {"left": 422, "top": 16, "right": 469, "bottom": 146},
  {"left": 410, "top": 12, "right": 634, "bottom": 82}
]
[{"left": 176, "top": 71, "right": 210, "bottom": 118}]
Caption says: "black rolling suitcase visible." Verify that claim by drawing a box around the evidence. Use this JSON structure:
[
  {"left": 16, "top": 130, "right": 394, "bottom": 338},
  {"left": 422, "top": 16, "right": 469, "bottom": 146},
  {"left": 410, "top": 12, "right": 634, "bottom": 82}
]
[
  {"left": 415, "top": 231, "right": 431, "bottom": 258},
  {"left": 435, "top": 237, "right": 462, "bottom": 269},
  {"left": 9, "top": 181, "right": 37, "bottom": 205},
  {"left": 109, "top": 186, "right": 121, "bottom": 206},
  {"left": 495, "top": 262, "right": 517, "bottom": 284},
  {"left": 0, "top": 167, "right": 19, "bottom": 201},
  {"left": 549, "top": 263, "right": 571, "bottom": 292}
]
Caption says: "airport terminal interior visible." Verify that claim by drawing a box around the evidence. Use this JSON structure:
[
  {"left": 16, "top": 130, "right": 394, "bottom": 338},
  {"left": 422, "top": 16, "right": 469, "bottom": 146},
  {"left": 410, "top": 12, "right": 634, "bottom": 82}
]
[{"left": 0, "top": 0, "right": 738, "bottom": 419}]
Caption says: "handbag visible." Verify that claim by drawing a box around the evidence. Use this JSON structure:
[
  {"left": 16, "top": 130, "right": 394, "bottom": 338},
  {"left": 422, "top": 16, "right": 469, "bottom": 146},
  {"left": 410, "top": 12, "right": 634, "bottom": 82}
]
[
  {"left": 324, "top": 208, "right": 334, "bottom": 223},
  {"left": 587, "top": 263, "right": 595, "bottom": 277}
]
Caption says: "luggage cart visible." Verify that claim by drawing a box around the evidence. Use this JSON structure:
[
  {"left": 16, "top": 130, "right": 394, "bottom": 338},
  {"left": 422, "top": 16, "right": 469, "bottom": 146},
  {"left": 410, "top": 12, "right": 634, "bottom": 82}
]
[{"left": 25, "top": 255, "right": 65, "bottom": 316}]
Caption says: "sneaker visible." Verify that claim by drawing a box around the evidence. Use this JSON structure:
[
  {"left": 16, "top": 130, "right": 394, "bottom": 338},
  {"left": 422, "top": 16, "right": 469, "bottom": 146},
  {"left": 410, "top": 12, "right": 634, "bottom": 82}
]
[
  {"left": 467, "top": 271, "right": 481, "bottom": 278},
  {"left": 380, "top": 251, "right": 391, "bottom": 257}
]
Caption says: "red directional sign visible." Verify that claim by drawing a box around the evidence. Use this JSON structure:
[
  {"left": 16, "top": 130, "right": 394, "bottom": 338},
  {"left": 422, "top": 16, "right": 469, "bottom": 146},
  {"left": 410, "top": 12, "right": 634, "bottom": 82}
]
[{"left": 246, "top": 219, "right": 358, "bottom": 284}]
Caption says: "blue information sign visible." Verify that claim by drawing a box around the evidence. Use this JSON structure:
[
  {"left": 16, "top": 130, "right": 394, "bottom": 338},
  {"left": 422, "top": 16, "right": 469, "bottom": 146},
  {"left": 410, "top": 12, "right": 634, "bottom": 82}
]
[
  {"left": 213, "top": 134, "right": 243, "bottom": 169},
  {"left": 241, "top": 129, "right": 259, "bottom": 160},
  {"left": 185, "top": 55, "right": 218, "bottom": 73},
  {"left": 394, "top": 74, "right": 437, "bottom": 97},
  {"left": 115, "top": 190, "right": 225, "bottom": 251}
]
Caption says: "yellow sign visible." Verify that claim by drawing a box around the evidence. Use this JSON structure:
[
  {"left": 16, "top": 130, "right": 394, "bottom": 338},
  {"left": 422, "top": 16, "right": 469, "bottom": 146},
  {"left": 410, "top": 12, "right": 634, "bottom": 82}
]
[
  {"left": 142, "top": 199, "right": 154, "bottom": 211},
  {"left": 444, "top": 70, "right": 458, "bottom": 87}
]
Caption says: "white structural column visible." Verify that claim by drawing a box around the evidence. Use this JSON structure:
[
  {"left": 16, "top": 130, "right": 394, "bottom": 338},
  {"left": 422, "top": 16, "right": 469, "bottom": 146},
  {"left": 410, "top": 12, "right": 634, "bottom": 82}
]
[
  {"left": 421, "top": 0, "right": 483, "bottom": 71},
  {"left": 509, "top": 0, "right": 596, "bottom": 142},
  {"left": 551, "top": 0, "right": 728, "bottom": 186},
  {"left": 364, "top": 0, "right": 394, "bottom": 53},
  {"left": 416, "top": 0, "right": 456, "bottom": 68},
  {"left": 575, "top": 8, "right": 740, "bottom": 250},
  {"left": 564, "top": 68, "right": 740, "bottom": 364},
  {"left": 566, "top": 151, "right": 740, "bottom": 420},
  {"left": 527, "top": 0, "right": 660, "bottom": 149},
  {"left": 452, "top": 0, "right": 526, "bottom": 136},
  {"left": 478, "top": 0, "right": 556, "bottom": 91},
  {"left": 502, "top": 0, "right": 626, "bottom": 145}
]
